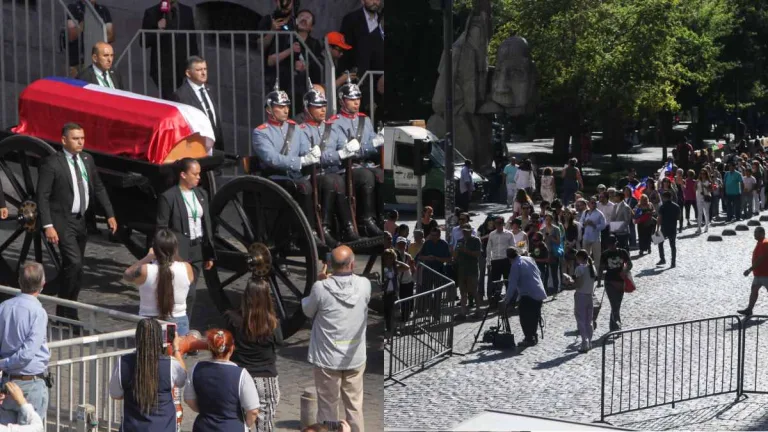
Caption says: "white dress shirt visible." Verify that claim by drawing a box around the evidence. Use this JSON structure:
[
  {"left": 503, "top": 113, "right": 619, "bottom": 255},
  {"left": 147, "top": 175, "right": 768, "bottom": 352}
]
[
  {"left": 188, "top": 79, "right": 217, "bottom": 125},
  {"left": 597, "top": 201, "right": 615, "bottom": 223},
  {"left": 180, "top": 189, "right": 204, "bottom": 240},
  {"left": 92, "top": 64, "right": 114, "bottom": 88},
  {"left": 365, "top": 10, "right": 379, "bottom": 33},
  {"left": 64, "top": 149, "right": 89, "bottom": 215},
  {"left": 487, "top": 229, "right": 516, "bottom": 261}
]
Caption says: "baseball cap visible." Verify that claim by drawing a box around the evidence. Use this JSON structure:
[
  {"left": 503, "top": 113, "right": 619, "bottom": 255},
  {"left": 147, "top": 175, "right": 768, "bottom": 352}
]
[
  {"left": 326, "top": 32, "right": 352, "bottom": 50},
  {"left": 396, "top": 236, "right": 407, "bottom": 244}
]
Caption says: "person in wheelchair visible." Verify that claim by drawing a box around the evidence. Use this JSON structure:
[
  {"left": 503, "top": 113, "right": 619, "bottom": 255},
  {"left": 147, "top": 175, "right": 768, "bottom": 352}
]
[
  {"left": 330, "top": 73, "right": 385, "bottom": 237},
  {"left": 298, "top": 84, "right": 362, "bottom": 247},
  {"left": 251, "top": 83, "right": 328, "bottom": 246}
]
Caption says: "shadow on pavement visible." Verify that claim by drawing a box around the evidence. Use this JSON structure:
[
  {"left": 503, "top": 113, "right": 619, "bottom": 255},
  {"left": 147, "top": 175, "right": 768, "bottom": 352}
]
[{"left": 534, "top": 352, "right": 580, "bottom": 370}]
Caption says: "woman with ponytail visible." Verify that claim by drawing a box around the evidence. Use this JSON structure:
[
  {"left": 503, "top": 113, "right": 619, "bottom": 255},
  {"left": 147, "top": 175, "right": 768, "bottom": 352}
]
[
  {"left": 124, "top": 228, "right": 194, "bottom": 335},
  {"left": 109, "top": 318, "right": 187, "bottom": 431},
  {"left": 573, "top": 250, "right": 596, "bottom": 353},
  {"left": 184, "top": 329, "right": 261, "bottom": 431},
  {"left": 226, "top": 280, "right": 284, "bottom": 432}
]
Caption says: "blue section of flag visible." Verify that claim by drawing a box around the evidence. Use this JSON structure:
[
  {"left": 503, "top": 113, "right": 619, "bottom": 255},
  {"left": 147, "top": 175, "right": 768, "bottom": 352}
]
[
  {"left": 665, "top": 162, "right": 673, "bottom": 173},
  {"left": 43, "top": 76, "right": 88, "bottom": 87}
]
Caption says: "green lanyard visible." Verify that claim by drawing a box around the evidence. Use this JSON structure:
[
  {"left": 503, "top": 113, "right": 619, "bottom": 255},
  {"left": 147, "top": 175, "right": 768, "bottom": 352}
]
[
  {"left": 180, "top": 189, "right": 198, "bottom": 222},
  {"left": 96, "top": 70, "right": 113, "bottom": 88},
  {"left": 67, "top": 156, "right": 89, "bottom": 183}
]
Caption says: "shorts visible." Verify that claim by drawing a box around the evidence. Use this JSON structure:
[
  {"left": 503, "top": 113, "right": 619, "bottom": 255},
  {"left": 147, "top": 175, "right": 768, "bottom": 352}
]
[
  {"left": 457, "top": 272, "right": 478, "bottom": 297},
  {"left": 753, "top": 276, "right": 768, "bottom": 288}
]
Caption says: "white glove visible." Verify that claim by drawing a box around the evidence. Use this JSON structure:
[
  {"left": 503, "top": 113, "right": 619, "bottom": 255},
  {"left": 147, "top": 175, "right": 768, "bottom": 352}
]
[
  {"left": 301, "top": 153, "right": 320, "bottom": 166},
  {"left": 345, "top": 139, "right": 361, "bottom": 154},
  {"left": 310, "top": 145, "right": 322, "bottom": 158},
  {"left": 338, "top": 148, "right": 356, "bottom": 160},
  {"left": 372, "top": 131, "right": 385, "bottom": 148}
]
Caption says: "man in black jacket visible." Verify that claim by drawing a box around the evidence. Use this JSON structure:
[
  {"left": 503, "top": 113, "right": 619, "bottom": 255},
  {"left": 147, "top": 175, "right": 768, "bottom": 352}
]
[
  {"left": 156, "top": 158, "right": 215, "bottom": 328},
  {"left": 171, "top": 56, "right": 223, "bottom": 151},
  {"left": 141, "top": 0, "right": 199, "bottom": 100},
  {"left": 76, "top": 42, "right": 124, "bottom": 90},
  {"left": 37, "top": 123, "right": 117, "bottom": 319},
  {"left": 339, "top": 0, "right": 384, "bottom": 77}
]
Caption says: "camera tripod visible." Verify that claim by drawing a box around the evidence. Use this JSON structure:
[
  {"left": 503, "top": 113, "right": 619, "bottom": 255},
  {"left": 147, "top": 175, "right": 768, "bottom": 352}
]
[{"left": 470, "top": 279, "right": 512, "bottom": 352}]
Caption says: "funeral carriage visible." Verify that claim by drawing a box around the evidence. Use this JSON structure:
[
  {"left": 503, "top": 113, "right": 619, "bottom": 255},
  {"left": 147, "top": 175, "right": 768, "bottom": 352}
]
[{"left": 0, "top": 78, "right": 383, "bottom": 337}]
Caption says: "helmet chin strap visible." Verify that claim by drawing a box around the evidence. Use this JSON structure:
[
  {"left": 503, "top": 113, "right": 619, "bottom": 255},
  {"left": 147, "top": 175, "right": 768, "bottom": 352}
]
[{"left": 266, "top": 106, "right": 285, "bottom": 123}]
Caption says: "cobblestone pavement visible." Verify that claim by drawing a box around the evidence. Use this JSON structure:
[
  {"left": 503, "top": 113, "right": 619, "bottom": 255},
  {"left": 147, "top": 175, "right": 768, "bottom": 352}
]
[
  {"left": 386, "top": 206, "right": 768, "bottom": 431},
  {"left": 0, "top": 228, "right": 384, "bottom": 432}
]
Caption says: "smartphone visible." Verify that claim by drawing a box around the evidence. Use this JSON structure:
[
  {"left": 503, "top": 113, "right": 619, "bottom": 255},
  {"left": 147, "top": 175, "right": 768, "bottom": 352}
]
[
  {"left": 325, "top": 252, "right": 332, "bottom": 263},
  {"left": 323, "top": 421, "right": 341, "bottom": 431},
  {"left": 166, "top": 323, "right": 177, "bottom": 344}
]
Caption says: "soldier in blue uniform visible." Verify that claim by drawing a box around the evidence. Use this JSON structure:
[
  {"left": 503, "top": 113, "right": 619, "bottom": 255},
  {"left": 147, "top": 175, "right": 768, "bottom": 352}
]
[
  {"left": 298, "top": 85, "right": 362, "bottom": 246},
  {"left": 330, "top": 75, "right": 386, "bottom": 237},
  {"left": 251, "top": 83, "right": 326, "bottom": 243}
]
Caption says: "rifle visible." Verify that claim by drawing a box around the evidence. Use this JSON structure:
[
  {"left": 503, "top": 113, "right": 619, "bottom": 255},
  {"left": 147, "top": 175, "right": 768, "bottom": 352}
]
[
  {"left": 346, "top": 158, "right": 359, "bottom": 235},
  {"left": 311, "top": 164, "right": 325, "bottom": 243}
]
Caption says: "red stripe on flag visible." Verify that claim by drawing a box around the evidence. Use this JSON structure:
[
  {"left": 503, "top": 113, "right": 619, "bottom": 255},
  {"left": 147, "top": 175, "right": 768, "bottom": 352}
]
[{"left": 13, "top": 79, "right": 193, "bottom": 163}]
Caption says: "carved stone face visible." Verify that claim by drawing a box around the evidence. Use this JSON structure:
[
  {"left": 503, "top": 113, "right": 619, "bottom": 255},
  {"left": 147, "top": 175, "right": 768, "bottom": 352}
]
[{"left": 492, "top": 36, "right": 535, "bottom": 115}]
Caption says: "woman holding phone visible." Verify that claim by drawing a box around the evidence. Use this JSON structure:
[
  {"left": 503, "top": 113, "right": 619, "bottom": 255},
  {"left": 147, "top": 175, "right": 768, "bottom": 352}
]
[
  {"left": 109, "top": 318, "right": 187, "bottom": 431},
  {"left": 123, "top": 228, "right": 195, "bottom": 336}
]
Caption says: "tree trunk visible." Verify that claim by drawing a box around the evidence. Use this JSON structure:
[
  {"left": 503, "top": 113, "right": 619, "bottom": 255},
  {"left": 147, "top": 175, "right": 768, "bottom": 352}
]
[{"left": 604, "top": 110, "right": 625, "bottom": 165}]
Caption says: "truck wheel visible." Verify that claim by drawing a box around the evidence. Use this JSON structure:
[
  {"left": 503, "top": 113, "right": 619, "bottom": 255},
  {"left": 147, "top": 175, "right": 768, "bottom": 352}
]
[{"left": 423, "top": 190, "right": 445, "bottom": 218}]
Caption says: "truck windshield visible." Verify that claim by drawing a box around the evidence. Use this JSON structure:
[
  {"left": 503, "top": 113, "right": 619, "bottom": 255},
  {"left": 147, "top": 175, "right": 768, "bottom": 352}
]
[{"left": 431, "top": 140, "right": 467, "bottom": 168}]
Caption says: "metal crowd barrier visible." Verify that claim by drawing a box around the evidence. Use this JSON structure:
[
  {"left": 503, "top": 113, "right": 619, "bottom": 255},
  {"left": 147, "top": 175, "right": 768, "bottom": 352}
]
[
  {"left": 385, "top": 262, "right": 456, "bottom": 385},
  {"left": 600, "top": 315, "right": 743, "bottom": 421},
  {"left": 0, "top": 285, "right": 168, "bottom": 431},
  {"left": 0, "top": 0, "right": 105, "bottom": 127},
  {"left": 739, "top": 315, "right": 768, "bottom": 395}
]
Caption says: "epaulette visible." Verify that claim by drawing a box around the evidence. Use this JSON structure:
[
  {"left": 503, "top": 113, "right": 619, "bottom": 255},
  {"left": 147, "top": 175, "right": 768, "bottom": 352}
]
[
  {"left": 256, "top": 124, "right": 268, "bottom": 130},
  {"left": 287, "top": 119, "right": 297, "bottom": 125},
  {"left": 324, "top": 118, "right": 336, "bottom": 125},
  {"left": 329, "top": 114, "right": 340, "bottom": 120}
]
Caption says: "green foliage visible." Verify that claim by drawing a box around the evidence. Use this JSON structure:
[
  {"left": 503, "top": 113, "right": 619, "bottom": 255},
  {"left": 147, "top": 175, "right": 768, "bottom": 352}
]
[{"left": 488, "top": 0, "right": 736, "bottom": 122}]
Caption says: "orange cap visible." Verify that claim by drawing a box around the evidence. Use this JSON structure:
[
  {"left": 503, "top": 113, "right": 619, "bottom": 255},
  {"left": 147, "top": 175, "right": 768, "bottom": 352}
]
[{"left": 326, "top": 32, "right": 352, "bottom": 50}]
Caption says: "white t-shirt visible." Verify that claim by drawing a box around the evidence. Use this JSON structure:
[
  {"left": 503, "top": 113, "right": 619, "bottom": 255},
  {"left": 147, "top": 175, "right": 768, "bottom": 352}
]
[
  {"left": 138, "top": 262, "right": 190, "bottom": 318},
  {"left": 574, "top": 263, "right": 596, "bottom": 295},
  {"left": 109, "top": 355, "right": 187, "bottom": 400},
  {"left": 744, "top": 176, "right": 757, "bottom": 193},
  {"left": 184, "top": 360, "right": 260, "bottom": 412}
]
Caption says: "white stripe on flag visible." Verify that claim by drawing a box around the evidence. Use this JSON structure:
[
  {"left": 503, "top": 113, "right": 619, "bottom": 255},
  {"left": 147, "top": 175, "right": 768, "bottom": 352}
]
[{"left": 82, "top": 84, "right": 215, "bottom": 153}]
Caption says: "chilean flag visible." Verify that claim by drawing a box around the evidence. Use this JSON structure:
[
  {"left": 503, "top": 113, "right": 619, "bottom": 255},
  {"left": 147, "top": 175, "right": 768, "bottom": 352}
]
[
  {"left": 13, "top": 77, "right": 215, "bottom": 164},
  {"left": 630, "top": 177, "right": 648, "bottom": 200},
  {"left": 658, "top": 161, "right": 675, "bottom": 184}
]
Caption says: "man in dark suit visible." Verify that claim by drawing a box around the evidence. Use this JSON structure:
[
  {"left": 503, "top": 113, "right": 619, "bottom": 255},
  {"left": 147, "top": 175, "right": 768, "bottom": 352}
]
[
  {"left": 170, "top": 56, "right": 224, "bottom": 152},
  {"left": 339, "top": 0, "right": 385, "bottom": 78},
  {"left": 37, "top": 123, "right": 117, "bottom": 319},
  {"left": 76, "top": 42, "right": 124, "bottom": 90},
  {"left": 141, "top": 0, "right": 199, "bottom": 100},
  {"left": 156, "top": 158, "right": 215, "bottom": 328}
]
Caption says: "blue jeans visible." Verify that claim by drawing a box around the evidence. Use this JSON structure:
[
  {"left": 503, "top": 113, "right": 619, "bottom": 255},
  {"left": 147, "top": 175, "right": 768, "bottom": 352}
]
[
  {"left": 169, "top": 315, "right": 190, "bottom": 336},
  {"left": 0, "top": 377, "right": 48, "bottom": 424}
]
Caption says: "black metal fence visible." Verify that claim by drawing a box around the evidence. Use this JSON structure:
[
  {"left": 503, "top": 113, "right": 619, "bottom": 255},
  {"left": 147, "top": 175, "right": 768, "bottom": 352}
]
[
  {"left": 385, "top": 263, "right": 456, "bottom": 384},
  {"left": 600, "top": 315, "right": 743, "bottom": 421},
  {"left": 740, "top": 315, "right": 768, "bottom": 395}
]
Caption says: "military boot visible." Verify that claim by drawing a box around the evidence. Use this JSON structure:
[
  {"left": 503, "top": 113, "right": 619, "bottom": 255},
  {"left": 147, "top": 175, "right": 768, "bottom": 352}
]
[
  {"left": 357, "top": 186, "right": 385, "bottom": 237},
  {"left": 336, "top": 192, "right": 361, "bottom": 242},
  {"left": 319, "top": 189, "right": 339, "bottom": 247}
]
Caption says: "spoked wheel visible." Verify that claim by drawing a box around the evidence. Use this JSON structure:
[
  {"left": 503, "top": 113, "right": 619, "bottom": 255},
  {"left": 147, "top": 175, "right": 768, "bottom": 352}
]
[
  {"left": 0, "top": 135, "right": 61, "bottom": 286},
  {"left": 204, "top": 176, "right": 318, "bottom": 338}
]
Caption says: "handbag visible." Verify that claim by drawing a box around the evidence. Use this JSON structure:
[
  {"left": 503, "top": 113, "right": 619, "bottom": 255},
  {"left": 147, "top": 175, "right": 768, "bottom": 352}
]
[
  {"left": 622, "top": 271, "right": 636, "bottom": 293},
  {"left": 651, "top": 231, "right": 665, "bottom": 245},
  {"left": 703, "top": 194, "right": 712, "bottom": 202}
]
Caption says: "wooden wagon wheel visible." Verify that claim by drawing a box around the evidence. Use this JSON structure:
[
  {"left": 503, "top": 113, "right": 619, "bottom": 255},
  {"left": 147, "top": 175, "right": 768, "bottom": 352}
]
[
  {"left": 0, "top": 135, "right": 61, "bottom": 287},
  {"left": 204, "top": 176, "right": 317, "bottom": 338}
]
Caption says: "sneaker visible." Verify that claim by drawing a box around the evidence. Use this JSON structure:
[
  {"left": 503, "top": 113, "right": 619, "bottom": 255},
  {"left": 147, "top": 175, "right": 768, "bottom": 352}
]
[
  {"left": 656, "top": 259, "right": 666, "bottom": 266},
  {"left": 704, "top": 227, "right": 709, "bottom": 233},
  {"left": 737, "top": 308, "right": 753, "bottom": 316},
  {"left": 695, "top": 228, "right": 702, "bottom": 234},
  {"left": 671, "top": 262, "right": 676, "bottom": 268}
]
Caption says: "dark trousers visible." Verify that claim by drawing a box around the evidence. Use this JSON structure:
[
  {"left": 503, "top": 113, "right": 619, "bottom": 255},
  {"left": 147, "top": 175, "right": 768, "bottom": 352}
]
[
  {"left": 537, "top": 262, "right": 550, "bottom": 293},
  {"left": 684, "top": 200, "right": 698, "bottom": 222},
  {"left": 658, "top": 231, "right": 677, "bottom": 263},
  {"left": 187, "top": 242, "right": 204, "bottom": 329},
  {"left": 53, "top": 213, "right": 88, "bottom": 319},
  {"left": 489, "top": 258, "right": 512, "bottom": 298},
  {"left": 399, "top": 282, "right": 414, "bottom": 322},
  {"left": 383, "top": 291, "right": 396, "bottom": 332},
  {"left": 725, "top": 194, "right": 742, "bottom": 220},
  {"left": 478, "top": 254, "right": 487, "bottom": 299},
  {"left": 273, "top": 178, "right": 316, "bottom": 230},
  {"left": 605, "top": 280, "right": 624, "bottom": 331},
  {"left": 518, "top": 295, "right": 542, "bottom": 343},
  {"left": 548, "top": 257, "right": 560, "bottom": 294},
  {"left": 457, "top": 190, "right": 471, "bottom": 212},
  {"left": 637, "top": 222, "right": 653, "bottom": 252},
  {"left": 615, "top": 233, "right": 630, "bottom": 251},
  {"left": 352, "top": 167, "right": 383, "bottom": 221},
  {"left": 629, "top": 223, "right": 637, "bottom": 248}
]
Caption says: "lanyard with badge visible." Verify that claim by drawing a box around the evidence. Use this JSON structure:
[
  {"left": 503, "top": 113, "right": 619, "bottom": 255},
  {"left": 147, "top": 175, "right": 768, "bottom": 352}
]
[
  {"left": 180, "top": 188, "right": 199, "bottom": 222},
  {"left": 96, "top": 71, "right": 112, "bottom": 88}
]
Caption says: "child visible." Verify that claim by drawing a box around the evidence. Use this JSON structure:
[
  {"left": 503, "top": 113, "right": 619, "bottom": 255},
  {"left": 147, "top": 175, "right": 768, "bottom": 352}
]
[
  {"left": 384, "top": 210, "right": 399, "bottom": 236},
  {"left": 529, "top": 232, "right": 549, "bottom": 292},
  {"left": 541, "top": 167, "right": 556, "bottom": 203},
  {"left": 395, "top": 224, "right": 410, "bottom": 248},
  {"left": 381, "top": 248, "right": 409, "bottom": 335},
  {"left": 572, "top": 250, "right": 596, "bottom": 353}
]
